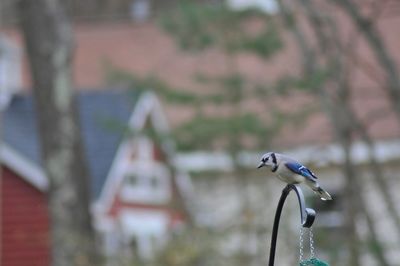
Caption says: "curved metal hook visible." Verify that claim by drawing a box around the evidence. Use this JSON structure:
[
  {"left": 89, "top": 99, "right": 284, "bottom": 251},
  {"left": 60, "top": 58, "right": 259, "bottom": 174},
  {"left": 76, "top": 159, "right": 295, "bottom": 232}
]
[
  {"left": 268, "top": 184, "right": 316, "bottom": 266},
  {"left": 287, "top": 184, "right": 316, "bottom": 228}
]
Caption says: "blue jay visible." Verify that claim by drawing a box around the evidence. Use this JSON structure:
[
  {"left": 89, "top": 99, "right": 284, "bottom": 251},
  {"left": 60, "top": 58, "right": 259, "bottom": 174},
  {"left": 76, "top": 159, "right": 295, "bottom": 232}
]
[{"left": 257, "top": 152, "right": 332, "bottom": 201}]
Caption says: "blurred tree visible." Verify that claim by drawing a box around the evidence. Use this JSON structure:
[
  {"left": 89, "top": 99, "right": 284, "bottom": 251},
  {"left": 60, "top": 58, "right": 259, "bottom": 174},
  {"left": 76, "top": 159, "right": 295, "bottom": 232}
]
[
  {"left": 153, "top": 2, "right": 312, "bottom": 265},
  {"left": 296, "top": 2, "right": 361, "bottom": 264},
  {"left": 17, "top": 0, "right": 101, "bottom": 266},
  {"left": 104, "top": 1, "right": 298, "bottom": 152},
  {"left": 157, "top": 1, "right": 292, "bottom": 151},
  {"left": 280, "top": 0, "right": 400, "bottom": 265},
  {"left": 332, "top": 0, "right": 400, "bottom": 125}
]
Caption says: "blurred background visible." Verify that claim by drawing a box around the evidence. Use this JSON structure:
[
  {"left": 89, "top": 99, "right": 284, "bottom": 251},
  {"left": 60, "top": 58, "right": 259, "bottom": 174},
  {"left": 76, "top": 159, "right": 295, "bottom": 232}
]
[{"left": 1, "top": 0, "right": 400, "bottom": 265}]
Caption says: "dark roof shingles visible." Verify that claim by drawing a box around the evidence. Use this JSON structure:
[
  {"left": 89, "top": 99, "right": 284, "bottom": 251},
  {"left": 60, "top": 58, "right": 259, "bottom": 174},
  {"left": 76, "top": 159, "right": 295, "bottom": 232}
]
[{"left": 3, "top": 89, "right": 138, "bottom": 199}]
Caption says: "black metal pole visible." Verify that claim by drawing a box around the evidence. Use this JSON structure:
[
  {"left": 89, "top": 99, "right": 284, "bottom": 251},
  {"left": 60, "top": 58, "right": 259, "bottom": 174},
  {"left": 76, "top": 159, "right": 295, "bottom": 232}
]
[{"left": 268, "top": 184, "right": 316, "bottom": 266}]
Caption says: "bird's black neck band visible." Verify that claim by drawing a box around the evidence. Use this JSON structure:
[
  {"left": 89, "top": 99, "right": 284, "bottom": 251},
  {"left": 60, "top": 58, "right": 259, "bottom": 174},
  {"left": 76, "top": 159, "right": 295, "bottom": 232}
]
[
  {"left": 272, "top": 164, "right": 278, "bottom": 172},
  {"left": 271, "top": 153, "right": 277, "bottom": 165}
]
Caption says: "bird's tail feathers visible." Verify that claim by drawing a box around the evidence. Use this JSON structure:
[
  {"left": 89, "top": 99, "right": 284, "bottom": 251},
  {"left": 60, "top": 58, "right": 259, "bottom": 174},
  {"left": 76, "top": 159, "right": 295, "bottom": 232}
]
[{"left": 314, "top": 187, "right": 332, "bottom": 201}]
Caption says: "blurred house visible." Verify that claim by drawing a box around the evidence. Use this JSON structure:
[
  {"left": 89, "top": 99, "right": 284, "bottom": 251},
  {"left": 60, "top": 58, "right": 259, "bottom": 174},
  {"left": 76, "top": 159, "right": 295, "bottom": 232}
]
[{"left": 0, "top": 88, "right": 193, "bottom": 265}]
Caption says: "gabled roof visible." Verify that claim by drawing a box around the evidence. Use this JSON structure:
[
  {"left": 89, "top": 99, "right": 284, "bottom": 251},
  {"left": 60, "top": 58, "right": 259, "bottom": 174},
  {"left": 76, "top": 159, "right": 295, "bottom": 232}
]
[{"left": 2, "top": 89, "right": 139, "bottom": 199}]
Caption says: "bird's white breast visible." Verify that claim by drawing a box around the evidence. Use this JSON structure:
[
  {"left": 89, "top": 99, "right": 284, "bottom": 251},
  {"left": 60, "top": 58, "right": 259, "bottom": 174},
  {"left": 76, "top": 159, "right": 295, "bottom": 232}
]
[{"left": 274, "top": 164, "right": 305, "bottom": 184}]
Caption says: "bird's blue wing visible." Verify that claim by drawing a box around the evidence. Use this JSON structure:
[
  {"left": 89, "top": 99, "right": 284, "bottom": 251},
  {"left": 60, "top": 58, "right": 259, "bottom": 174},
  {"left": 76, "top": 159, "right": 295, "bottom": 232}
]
[{"left": 285, "top": 162, "right": 318, "bottom": 180}]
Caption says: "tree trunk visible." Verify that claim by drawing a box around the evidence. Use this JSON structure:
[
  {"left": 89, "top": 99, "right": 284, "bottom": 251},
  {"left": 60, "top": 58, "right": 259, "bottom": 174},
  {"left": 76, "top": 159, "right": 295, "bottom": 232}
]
[
  {"left": 276, "top": 0, "right": 315, "bottom": 76},
  {"left": 348, "top": 111, "right": 400, "bottom": 243},
  {"left": 299, "top": 1, "right": 362, "bottom": 264},
  {"left": 340, "top": 131, "right": 361, "bottom": 266},
  {"left": 358, "top": 193, "right": 391, "bottom": 266},
  {"left": 17, "top": 1, "right": 101, "bottom": 265}
]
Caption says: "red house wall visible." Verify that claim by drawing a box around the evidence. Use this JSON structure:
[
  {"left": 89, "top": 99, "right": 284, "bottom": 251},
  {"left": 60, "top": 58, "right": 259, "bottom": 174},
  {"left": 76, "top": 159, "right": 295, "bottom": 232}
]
[{"left": 1, "top": 166, "right": 50, "bottom": 266}]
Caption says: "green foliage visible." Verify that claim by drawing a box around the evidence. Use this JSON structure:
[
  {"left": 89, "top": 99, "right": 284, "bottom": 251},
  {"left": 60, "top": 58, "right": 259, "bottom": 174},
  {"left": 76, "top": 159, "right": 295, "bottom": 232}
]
[
  {"left": 366, "top": 236, "right": 386, "bottom": 262},
  {"left": 159, "top": 1, "right": 283, "bottom": 58},
  {"left": 97, "top": 115, "right": 131, "bottom": 135},
  {"left": 174, "top": 113, "right": 270, "bottom": 150},
  {"left": 104, "top": 65, "right": 200, "bottom": 105},
  {"left": 273, "top": 69, "right": 330, "bottom": 94},
  {"left": 102, "top": 2, "right": 324, "bottom": 154},
  {"left": 226, "top": 24, "right": 283, "bottom": 58},
  {"left": 171, "top": 108, "right": 301, "bottom": 151},
  {"left": 160, "top": 2, "right": 218, "bottom": 50},
  {"left": 104, "top": 62, "right": 320, "bottom": 152},
  {"left": 96, "top": 109, "right": 170, "bottom": 147},
  {"left": 297, "top": 69, "right": 331, "bottom": 92},
  {"left": 220, "top": 74, "right": 244, "bottom": 102},
  {"left": 142, "top": 2, "right": 315, "bottom": 153},
  {"left": 105, "top": 64, "right": 266, "bottom": 106}
]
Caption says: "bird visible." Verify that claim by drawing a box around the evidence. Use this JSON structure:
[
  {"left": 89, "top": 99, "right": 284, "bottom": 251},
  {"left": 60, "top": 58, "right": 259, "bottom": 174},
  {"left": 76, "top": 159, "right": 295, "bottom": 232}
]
[{"left": 257, "top": 152, "right": 332, "bottom": 201}]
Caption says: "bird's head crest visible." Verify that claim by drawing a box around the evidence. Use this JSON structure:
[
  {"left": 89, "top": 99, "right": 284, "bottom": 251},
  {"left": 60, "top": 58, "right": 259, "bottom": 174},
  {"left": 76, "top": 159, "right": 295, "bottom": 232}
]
[{"left": 257, "top": 152, "right": 276, "bottom": 169}]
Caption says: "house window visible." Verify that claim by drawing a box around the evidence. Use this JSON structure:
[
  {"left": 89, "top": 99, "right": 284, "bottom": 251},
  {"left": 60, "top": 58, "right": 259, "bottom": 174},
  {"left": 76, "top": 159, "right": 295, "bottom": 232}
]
[
  {"left": 150, "top": 175, "right": 159, "bottom": 188},
  {"left": 126, "top": 174, "right": 139, "bottom": 186},
  {"left": 120, "top": 162, "right": 171, "bottom": 204}
]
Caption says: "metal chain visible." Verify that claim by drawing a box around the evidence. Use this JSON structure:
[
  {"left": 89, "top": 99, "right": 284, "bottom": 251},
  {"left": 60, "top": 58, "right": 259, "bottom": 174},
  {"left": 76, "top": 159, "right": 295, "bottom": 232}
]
[
  {"left": 309, "top": 227, "right": 315, "bottom": 259},
  {"left": 299, "top": 227, "right": 304, "bottom": 262},
  {"left": 300, "top": 227, "right": 316, "bottom": 263}
]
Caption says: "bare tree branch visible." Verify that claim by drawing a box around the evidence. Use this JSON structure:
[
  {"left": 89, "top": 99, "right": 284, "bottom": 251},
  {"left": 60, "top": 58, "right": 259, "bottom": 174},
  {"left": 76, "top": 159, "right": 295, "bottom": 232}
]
[
  {"left": 297, "top": 1, "right": 362, "bottom": 264},
  {"left": 332, "top": 0, "right": 400, "bottom": 125}
]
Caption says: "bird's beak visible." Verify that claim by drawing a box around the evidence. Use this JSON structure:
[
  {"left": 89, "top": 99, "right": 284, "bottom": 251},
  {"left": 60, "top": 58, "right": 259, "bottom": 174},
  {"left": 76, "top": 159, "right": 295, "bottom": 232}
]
[{"left": 257, "top": 162, "right": 265, "bottom": 169}]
